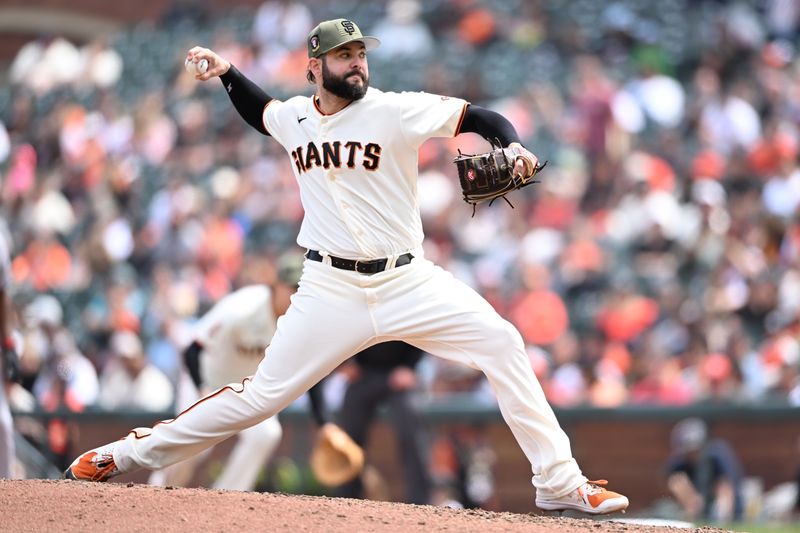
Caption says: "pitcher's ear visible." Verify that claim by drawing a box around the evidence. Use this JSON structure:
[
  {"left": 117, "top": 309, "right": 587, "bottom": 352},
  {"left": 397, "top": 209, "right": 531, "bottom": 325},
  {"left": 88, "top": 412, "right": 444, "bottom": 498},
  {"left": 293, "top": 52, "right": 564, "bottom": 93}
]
[{"left": 307, "top": 58, "right": 322, "bottom": 84}]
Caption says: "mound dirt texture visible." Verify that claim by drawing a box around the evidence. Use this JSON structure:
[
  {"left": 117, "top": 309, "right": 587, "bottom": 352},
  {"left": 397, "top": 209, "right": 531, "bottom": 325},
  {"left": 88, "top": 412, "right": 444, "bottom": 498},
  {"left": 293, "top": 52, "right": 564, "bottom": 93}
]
[{"left": 0, "top": 479, "right": 728, "bottom": 532}]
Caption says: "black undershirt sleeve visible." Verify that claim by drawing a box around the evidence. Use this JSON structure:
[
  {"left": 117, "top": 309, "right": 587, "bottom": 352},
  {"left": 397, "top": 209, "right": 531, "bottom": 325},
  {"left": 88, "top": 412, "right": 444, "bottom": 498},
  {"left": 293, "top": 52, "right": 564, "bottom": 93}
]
[
  {"left": 182, "top": 341, "right": 204, "bottom": 389},
  {"left": 219, "top": 65, "right": 273, "bottom": 136},
  {"left": 458, "top": 104, "right": 522, "bottom": 147}
]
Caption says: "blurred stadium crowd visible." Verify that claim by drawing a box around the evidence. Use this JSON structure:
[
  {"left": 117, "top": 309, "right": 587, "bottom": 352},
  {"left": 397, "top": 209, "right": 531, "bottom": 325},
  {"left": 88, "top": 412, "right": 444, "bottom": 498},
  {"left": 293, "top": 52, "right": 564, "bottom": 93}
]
[{"left": 1, "top": 0, "right": 800, "bottom": 427}]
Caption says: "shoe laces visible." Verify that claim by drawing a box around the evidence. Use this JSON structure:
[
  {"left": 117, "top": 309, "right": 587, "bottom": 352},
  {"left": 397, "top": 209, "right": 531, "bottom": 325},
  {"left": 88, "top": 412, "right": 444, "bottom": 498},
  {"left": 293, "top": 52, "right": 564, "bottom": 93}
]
[
  {"left": 89, "top": 453, "right": 117, "bottom": 481},
  {"left": 583, "top": 479, "right": 609, "bottom": 496}
]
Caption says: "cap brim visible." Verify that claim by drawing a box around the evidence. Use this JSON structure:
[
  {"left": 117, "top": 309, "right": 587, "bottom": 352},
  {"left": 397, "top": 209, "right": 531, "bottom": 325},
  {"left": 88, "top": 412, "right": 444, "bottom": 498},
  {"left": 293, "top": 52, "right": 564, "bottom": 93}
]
[
  {"left": 322, "top": 36, "right": 381, "bottom": 56},
  {"left": 360, "top": 36, "right": 381, "bottom": 51}
]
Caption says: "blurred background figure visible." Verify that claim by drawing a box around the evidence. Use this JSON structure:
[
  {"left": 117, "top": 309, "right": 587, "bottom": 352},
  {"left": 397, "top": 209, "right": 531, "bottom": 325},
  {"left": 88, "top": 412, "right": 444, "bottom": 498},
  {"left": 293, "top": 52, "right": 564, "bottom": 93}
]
[
  {"left": 250, "top": 0, "right": 313, "bottom": 89},
  {"left": 428, "top": 423, "right": 498, "bottom": 511},
  {"left": 665, "top": 418, "right": 744, "bottom": 523},
  {"left": 25, "top": 295, "right": 99, "bottom": 412},
  {"left": 334, "top": 341, "right": 430, "bottom": 504},
  {"left": 425, "top": 355, "right": 498, "bottom": 509},
  {"left": 0, "top": 219, "right": 19, "bottom": 478},
  {"left": 21, "top": 294, "right": 98, "bottom": 470},
  {"left": 148, "top": 252, "right": 329, "bottom": 491},
  {"left": 370, "top": 0, "right": 433, "bottom": 59},
  {"left": 760, "top": 434, "right": 800, "bottom": 522},
  {"left": 97, "top": 330, "right": 173, "bottom": 412},
  {"left": 252, "top": 0, "right": 313, "bottom": 53}
]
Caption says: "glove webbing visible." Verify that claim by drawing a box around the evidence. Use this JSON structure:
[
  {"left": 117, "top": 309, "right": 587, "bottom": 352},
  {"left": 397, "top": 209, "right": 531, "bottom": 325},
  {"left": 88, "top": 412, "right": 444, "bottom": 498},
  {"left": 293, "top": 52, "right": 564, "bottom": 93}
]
[{"left": 456, "top": 145, "right": 546, "bottom": 216}]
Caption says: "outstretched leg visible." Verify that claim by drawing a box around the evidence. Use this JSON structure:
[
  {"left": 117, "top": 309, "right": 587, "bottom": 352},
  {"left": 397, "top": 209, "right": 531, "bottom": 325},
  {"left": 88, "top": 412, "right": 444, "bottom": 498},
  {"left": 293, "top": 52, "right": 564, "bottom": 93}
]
[
  {"left": 375, "top": 259, "right": 628, "bottom": 514},
  {"left": 65, "top": 261, "right": 377, "bottom": 480}
]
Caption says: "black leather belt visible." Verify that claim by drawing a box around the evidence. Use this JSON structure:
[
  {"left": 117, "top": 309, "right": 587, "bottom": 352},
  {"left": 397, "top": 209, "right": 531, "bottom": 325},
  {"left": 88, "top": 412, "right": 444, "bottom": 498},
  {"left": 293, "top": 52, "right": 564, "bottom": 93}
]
[{"left": 306, "top": 249, "right": 414, "bottom": 274}]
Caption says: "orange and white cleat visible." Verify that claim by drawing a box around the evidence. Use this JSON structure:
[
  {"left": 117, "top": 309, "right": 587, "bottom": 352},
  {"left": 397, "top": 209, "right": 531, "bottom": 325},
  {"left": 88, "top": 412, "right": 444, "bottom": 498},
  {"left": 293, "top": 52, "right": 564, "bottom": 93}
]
[
  {"left": 63, "top": 442, "right": 121, "bottom": 482},
  {"left": 536, "top": 479, "right": 629, "bottom": 514}
]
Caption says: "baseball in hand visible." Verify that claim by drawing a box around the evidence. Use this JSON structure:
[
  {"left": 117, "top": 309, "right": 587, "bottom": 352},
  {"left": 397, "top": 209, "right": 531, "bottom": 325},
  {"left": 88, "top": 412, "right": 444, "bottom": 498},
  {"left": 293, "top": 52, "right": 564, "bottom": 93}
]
[{"left": 184, "top": 57, "right": 208, "bottom": 75}]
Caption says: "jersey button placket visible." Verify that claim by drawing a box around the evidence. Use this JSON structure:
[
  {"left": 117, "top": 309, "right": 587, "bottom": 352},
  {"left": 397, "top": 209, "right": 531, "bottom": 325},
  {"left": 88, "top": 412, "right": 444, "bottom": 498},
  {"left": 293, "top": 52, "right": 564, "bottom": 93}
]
[
  {"left": 318, "top": 115, "right": 367, "bottom": 255},
  {"left": 320, "top": 122, "right": 333, "bottom": 180}
]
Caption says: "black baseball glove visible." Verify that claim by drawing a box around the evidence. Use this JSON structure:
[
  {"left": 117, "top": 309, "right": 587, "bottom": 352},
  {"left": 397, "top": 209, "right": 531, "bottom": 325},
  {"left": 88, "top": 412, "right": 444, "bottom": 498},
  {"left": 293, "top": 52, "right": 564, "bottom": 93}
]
[{"left": 453, "top": 139, "right": 546, "bottom": 215}]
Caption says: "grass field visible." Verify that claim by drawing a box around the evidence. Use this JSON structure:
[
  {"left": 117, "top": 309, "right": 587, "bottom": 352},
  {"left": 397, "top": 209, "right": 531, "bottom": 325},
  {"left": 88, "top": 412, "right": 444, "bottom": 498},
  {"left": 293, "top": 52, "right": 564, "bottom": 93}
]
[{"left": 724, "top": 523, "right": 799, "bottom": 533}]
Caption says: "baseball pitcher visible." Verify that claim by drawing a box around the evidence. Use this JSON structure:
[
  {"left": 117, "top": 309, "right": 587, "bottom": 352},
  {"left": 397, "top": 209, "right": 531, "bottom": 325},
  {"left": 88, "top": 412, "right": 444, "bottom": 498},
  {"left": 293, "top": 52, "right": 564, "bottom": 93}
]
[{"left": 66, "top": 18, "right": 628, "bottom": 514}]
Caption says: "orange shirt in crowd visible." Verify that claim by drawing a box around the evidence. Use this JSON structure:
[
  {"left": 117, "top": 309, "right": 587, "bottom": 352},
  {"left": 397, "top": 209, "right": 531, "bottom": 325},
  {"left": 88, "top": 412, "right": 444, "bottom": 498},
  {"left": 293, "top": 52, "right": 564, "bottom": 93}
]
[
  {"left": 11, "top": 239, "right": 72, "bottom": 290},
  {"left": 596, "top": 295, "right": 659, "bottom": 342},
  {"left": 510, "top": 290, "right": 569, "bottom": 346}
]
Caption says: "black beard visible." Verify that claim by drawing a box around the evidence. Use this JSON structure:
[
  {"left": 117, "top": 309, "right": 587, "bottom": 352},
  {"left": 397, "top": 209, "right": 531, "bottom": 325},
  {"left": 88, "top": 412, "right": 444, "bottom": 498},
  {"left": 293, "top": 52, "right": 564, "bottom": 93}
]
[{"left": 322, "top": 59, "right": 368, "bottom": 101}]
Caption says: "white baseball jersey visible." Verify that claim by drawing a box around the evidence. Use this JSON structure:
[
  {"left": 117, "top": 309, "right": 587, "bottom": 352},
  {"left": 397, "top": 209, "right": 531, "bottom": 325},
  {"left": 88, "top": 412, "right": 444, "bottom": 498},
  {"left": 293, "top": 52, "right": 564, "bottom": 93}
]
[
  {"left": 263, "top": 87, "right": 468, "bottom": 259},
  {"left": 193, "top": 285, "right": 275, "bottom": 390}
]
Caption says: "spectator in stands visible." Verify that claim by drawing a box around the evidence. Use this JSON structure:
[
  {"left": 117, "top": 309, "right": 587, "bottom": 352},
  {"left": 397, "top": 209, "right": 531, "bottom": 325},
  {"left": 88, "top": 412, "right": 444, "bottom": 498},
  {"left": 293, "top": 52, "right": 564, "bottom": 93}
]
[
  {"left": 19, "top": 294, "right": 98, "bottom": 469},
  {"left": 370, "top": 0, "right": 434, "bottom": 59},
  {"left": 665, "top": 418, "right": 744, "bottom": 522},
  {"left": 97, "top": 330, "right": 173, "bottom": 412},
  {"left": 693, "top": 350, "right": 743, "bottom": 405},
  {"left": 252, "top": 0, "right": 312, "bottom": 52},
  {"left": 26, "top": 296, "right": 99, "bottom": 411},
  {"left": 760, "top": 315, "right": 800, "bottom": 404}
]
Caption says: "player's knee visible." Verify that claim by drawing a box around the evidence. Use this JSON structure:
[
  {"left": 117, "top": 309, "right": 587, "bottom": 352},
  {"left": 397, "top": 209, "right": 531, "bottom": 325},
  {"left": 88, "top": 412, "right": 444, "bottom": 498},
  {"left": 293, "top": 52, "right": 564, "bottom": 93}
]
[{"left": 483, "top": 317, "right": 525, "bottom": 351}]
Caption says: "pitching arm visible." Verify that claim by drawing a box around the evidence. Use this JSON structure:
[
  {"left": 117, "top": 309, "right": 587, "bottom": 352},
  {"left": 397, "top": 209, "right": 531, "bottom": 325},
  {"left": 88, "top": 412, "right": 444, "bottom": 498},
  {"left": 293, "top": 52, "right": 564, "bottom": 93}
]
[
  {"left": 184, "top": 47, "right": 272, "bottom": 136},
  {"left": 219, "top": 65, "right": 273, "bottom": 136}
]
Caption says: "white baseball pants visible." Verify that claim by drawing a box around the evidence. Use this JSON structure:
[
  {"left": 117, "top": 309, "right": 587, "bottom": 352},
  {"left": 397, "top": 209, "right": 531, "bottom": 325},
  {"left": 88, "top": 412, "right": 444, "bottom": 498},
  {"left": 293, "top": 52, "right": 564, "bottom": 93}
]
[
  {"left": 147, "top": 371, "right": 282, "bottom": 491},
  {"left": 114, "top": 256, "right": 587, "bottom": 498}
]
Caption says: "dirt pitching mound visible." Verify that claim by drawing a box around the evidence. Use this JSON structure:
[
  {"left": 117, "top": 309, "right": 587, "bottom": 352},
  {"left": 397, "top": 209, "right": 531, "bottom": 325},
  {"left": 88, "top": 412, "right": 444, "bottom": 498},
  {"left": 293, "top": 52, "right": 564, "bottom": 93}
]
[{"left": 0, "top": 479, "right": 726, "bottom": 532}]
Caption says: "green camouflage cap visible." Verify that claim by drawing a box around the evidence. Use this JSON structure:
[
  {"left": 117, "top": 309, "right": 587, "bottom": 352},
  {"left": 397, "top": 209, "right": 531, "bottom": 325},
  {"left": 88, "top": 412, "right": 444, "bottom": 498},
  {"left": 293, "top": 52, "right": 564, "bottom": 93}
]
[{"left": 307, "top": 18, "right": 380, "bottom": 58}]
